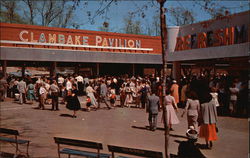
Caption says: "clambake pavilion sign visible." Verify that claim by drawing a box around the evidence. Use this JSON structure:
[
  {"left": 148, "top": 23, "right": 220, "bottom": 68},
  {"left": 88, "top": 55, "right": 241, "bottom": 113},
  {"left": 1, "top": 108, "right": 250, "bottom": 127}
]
[{"left": 19, "top": 30, "right": 142, "bottom": 48}]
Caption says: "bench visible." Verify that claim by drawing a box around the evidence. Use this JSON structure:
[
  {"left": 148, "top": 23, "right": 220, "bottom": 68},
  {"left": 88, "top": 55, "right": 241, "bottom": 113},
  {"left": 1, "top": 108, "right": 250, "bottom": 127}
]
[
  {"left": 108, "top": 145, "right": 163, "bottom": 158},
  {"left": 54, "top": 137, "right": 111, "bottom": 158},
  {"left": 0, "top": 151, "right": 15, "bottom": 158},
  {"left": 0, "top": 128, "right": 30, "bottom": 157}
]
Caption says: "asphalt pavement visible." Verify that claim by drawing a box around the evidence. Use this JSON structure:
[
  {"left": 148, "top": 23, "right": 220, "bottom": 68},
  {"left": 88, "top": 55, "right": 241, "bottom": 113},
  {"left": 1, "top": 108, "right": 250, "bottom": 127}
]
[{"left": 0, "top": 97, "right": 248, "bottom": 158}]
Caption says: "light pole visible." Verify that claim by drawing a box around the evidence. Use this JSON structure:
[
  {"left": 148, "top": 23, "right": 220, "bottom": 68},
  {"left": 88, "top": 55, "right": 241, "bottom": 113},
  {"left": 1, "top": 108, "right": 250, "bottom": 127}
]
[{"left": 157, "top": 0, "right": 169, "bottom": 158}]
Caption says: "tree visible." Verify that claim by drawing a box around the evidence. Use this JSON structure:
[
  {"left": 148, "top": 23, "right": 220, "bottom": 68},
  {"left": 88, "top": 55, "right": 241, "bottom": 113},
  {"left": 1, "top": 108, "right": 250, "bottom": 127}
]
[
  {"left": 22, "top": 0, "right": 36, "bottom": 25},
  {"left": 152, "top": 14, "right": 161, "bottom": 36},
  {"left": 193, "top": 0, "right": 236, "bottom": 20},
  {"left": 167, "top": 6, "right": 196, "bottom": 26},
  {"left": 36, "top": 0, "right": 78, "bottom": 27},
  {"left": 157, "top": 0, "right": 169, "bottom": 157},
  {"left": 51, "top": 0, "right": 79, "bottom": 28},
  {"left": 98, "top": 21, "right": 110, "bottom": 32},
  {"left": 0, "top": 0, "right": 26, "bottom": 24},
  {"left": 123, "top": 12, "right": 142, "bottom": 34}
]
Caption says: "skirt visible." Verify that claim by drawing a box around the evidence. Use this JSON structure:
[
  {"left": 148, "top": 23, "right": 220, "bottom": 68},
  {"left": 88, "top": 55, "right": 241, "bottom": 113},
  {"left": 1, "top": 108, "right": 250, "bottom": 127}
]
[
  {"left": 164, "top": 105, "right": 180, "bottom": 125},
  {"left": 110, "top": 98, "right": 115, "bottom": 104},
  {"left": 199, "top": 124, "right": 218, "bottom": 141},
  {"left": 27, "top": 90, "right": 36, "bottom": 100},
  {"left": 66, "top": 96, "right": 81, "bottom": 111},
  {"left": 87, "top": 93, "right": 97, "bottom": 106}
]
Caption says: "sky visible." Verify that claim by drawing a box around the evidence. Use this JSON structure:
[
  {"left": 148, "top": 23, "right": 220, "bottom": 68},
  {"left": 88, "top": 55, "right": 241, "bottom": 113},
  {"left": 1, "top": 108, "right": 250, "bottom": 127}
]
[
  {"left": 12, "top": 0, "right": 250, "bottom": 34},
  {"left": 72, "top": 0, "right": 249, "bottom": 33}
]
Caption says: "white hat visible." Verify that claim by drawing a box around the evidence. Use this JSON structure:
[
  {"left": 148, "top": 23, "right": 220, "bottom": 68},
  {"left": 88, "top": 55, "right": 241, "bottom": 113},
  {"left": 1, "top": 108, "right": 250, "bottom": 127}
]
[
  {"left": 172, "top": 80, "right": 177, "bottom": 83},
  {"left": 186, "top": 127, "right": 198, "bottom": 140}
]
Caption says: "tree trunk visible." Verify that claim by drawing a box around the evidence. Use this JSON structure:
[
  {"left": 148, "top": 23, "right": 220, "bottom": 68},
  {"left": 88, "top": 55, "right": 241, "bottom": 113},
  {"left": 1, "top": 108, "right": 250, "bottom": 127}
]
[{"left": 159, "top": 1, "right": 169, "bottom": 158}]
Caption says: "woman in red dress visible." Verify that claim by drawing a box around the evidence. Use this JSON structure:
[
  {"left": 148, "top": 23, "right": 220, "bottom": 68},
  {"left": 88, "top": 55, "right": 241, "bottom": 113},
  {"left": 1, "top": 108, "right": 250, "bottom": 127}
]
[{"left": 199, "top": 93, "right": 218, "bottom": 149}]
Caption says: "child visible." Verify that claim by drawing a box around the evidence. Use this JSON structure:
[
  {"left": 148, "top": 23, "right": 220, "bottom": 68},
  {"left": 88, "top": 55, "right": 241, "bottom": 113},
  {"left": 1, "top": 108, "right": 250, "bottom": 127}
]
[
  {"left": 110, "top": 89, "right": 116, "bottom": 107},
  {"left": 86, "top": 96, "right": 92, "bottom": 111}
]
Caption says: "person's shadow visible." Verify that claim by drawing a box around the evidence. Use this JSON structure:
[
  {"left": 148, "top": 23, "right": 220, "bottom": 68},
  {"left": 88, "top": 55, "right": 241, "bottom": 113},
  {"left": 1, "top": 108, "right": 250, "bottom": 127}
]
[
  {"left": 174, "top": 140, "right": 207, "bottom": 158},
  {"left": 59, "top": 114, "right": 73, "bottom": 118}
]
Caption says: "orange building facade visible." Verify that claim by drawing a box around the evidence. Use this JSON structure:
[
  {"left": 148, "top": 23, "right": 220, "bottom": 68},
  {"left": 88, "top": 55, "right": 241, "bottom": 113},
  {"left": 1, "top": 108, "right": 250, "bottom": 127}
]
[{"left": 0, "top": 23, "right": 162, "bottom": 76}]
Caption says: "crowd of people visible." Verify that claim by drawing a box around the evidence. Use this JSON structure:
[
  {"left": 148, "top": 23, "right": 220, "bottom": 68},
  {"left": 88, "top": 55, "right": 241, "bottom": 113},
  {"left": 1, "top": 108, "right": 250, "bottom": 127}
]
[{"left": 0, "top": 72, "right": 248, "bottom": 150}]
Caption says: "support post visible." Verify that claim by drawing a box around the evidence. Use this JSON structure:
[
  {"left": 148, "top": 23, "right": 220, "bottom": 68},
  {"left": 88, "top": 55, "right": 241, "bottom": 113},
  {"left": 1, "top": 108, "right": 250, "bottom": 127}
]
[
  {"left": 22, "top": 63, "right": 25, "bottom": 78},
  {"left": 172, "top": 61, "right": 181, "bottom": 83},
  {"left": 96, "top": 63, "right": 100, "bottom": 76},
  {"left": 2, "top": 60, "right": 7, "bottom": 78},
  {"left": 75, "top": 63, "right": 80, "bottom": 74},
  {"left": 50, "top": 62, "right": 57, "bottom": 78},
  {"left": 132, "top": 64, "right": 135, "bottom": 77},
  {"left": 158, "top": 0, "right": 169, "bottom": 158}
]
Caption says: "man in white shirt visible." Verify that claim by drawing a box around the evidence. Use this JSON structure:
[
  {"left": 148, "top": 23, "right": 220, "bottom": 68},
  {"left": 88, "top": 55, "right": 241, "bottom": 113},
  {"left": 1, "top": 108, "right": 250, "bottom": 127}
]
[
  {"left": 58, "top": 75, "right": 65, "bottom": 87},
  {"left": 17, "top": 78, "right": 27, "bottom": 104},
  {"left": 75, "top": 74, "right": 84, "bottom": 96},
  {"left": 66, "top": 78, "right": 72, "bottom": 91},
  {"left": 39, "top": 83, "right": 46, "bottom": 110}
]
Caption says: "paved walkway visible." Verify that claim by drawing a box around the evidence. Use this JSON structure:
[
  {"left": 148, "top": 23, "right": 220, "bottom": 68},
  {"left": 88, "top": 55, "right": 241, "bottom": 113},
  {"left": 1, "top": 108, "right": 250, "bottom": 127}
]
[{"left": 0, "top": 97, "right": 248, "bottom": 158}]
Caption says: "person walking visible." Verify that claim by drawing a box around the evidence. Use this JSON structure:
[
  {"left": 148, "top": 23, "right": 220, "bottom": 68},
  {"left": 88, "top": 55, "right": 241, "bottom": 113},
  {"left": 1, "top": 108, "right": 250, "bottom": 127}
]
[
  {"left": 38, "top": 83, "right": 46, "bottom": 110},
  {"left": 119, "top": 84, "right": 126, "bottom": 107},
  {"left": 199, "top": 93, "right": 218, "bottom": 149},
  {"left": 0, "top": 75, "right": 8, "bottom": 102},
  {"left": 50, "top": 80, "right": 60, "bottom": 110},
  {"left": 210, "top": 87, "right": 220, "bottom": 115},
  {"left": 66, "top": 85, "right": 81, "bottom": 118},
  {"left": 163, "top": 90, "right": 179, "bottom": 131},
  {"left": 17, "top": 78, "right": 27, "bottom": 104},
  {"left": 139, "top": 81, "right": 148, "bottom": 109},
  {"left": 146, "top": 90, "right": 160, "bottom": 131},
  {"left": 180, "top": 80, "right": 188, "bottom": 108},
  {"left": 75, "top": 74, "right": 84, "bottom": 96},
  {"left": 181, "top": 91, "right": 200, "bottom": 130},
  {"left": 109, "top": 89, "right": 116, "bottom": 107},
  {"left": 170, "top": 80, "right": 179, "bottom": 105},
  {"left": 85, "top": 83, "right": 98, "bottom": 109},
  {"left": 229, "top": 82, "right": 239, "bottom": 115},
  {"left": 99, "top": 80, "right": 111, "bottom": 109},
  {"left": 124, "top": 83, "right": 133, "bottom": 107},
  {"left": 26, "top": 80, "right": 36, "bottom": 104}
]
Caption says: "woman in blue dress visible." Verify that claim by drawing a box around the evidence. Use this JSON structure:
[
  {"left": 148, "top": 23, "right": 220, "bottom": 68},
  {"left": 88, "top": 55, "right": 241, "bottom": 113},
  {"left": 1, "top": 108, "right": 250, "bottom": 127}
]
[{"left": 27, "top": 80, "right": 36, "bottom": 104}]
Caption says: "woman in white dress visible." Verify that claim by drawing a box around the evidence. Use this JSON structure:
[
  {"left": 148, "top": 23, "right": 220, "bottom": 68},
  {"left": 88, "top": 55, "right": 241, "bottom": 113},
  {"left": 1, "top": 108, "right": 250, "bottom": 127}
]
[
  {"left": 163, "top": 90, "right": 179, "bottom": 131},
  {"left": 85, "top": 83, "right": 98, "bottom": 109}
]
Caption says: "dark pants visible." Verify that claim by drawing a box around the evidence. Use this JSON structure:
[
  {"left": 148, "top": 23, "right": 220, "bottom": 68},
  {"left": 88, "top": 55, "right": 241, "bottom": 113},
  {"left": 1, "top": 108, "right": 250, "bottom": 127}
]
[
  {"left": 51, "top": 92, "right": 59, "bottom": 110},
  {"left": 148, "top": 113, "right": 158, "bottom": 130},
  {"left": 0, "top": 89, "right": 4, "bottom": 101},
  {"left": 141, "top": 94, "right": 147, "bottom": 109},
  {"left": 77, "top": 82, "right": 84, "bottom": 96}
]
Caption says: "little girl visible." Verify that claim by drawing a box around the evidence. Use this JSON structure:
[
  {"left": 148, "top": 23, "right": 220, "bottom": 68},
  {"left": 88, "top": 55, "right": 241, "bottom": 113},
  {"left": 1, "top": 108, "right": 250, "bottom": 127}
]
[
  {"left": 86, "top": 96, "right": 92, "bottom": 111},
  {"left": 109, "top": 89, "right": 116, "bottom": 107}
]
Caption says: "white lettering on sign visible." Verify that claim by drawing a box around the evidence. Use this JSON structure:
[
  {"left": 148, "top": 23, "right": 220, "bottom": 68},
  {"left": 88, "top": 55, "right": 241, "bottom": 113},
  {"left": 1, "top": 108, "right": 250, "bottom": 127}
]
[
  {"left": 18, "top": 30, "right": 145, "bottom": 49},
  {"left": 19, "top": 30, "right": 28, "bottom": 42}
]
